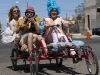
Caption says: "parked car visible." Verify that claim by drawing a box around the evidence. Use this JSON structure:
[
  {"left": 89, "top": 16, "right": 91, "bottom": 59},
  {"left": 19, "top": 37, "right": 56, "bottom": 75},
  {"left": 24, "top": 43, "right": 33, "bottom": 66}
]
[{"left": 92, "top": 28, "right": 100, "bottom": 36}]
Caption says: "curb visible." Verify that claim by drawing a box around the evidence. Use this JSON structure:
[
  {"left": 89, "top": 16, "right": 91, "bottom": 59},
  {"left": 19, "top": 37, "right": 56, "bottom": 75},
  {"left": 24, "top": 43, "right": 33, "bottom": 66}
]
[{"left": 71, "top": 34, "right": 100, "bottom": 38}]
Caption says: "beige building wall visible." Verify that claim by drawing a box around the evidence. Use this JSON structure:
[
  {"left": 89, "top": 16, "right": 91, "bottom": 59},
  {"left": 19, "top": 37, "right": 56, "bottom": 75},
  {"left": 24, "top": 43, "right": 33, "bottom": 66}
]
[
  {"left": 84, "top": 0, "right": 100, "bottom": 31},
  {"left": 96, "top": 10, "right": 100, "bottom": 28},
  {"left": 96, "top": 0, "right": 100, "bottom": 28},
  {"left": 97, "top": 0, "right": 100, "bottom": 4},
  {"left": 84, "top": 8, "right": 97, "bottom": 30},
  {"left": 84, "top": 0, "right": 96, "bottom": 8}
]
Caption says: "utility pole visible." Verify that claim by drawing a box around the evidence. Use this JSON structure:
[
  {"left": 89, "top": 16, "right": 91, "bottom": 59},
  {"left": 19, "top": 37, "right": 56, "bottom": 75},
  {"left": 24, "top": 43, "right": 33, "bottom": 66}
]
[
  {"left": 26, "top": 2, "right": 28, "bottom": 7},
  {"left": 66, "top": 13, "right": 67, "bottom": 20}
]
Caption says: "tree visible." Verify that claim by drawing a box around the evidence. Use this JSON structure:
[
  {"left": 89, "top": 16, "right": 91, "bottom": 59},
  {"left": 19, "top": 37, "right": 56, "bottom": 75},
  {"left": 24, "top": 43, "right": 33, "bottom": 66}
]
[
  {"left": 75, "top": 3, "right": 84, "bottom": 20},
  {"left": 76, "top": 14, "right": 82, "bottom": 20},
  {"left": 74, "top": 3, "right": 85, "bottom": 33}
]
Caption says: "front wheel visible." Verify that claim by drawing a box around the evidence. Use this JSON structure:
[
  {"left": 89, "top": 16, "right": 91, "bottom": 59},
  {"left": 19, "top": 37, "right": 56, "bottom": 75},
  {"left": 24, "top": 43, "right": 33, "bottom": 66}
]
[
  {"left": 30, "top": 53, "right": 38, "bottom": 75},
  {"left": 11, "top": 49, "right": 17, "bottom": 71},
  {"left": 85, "top": 48, "right": 99, "bottom": 75}
]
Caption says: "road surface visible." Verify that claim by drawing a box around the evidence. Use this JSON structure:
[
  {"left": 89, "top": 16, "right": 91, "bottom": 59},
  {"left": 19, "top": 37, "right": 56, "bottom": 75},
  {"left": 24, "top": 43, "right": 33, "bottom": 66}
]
[{"left": 0, "top": 38, "right": 100, "bottom": 75}]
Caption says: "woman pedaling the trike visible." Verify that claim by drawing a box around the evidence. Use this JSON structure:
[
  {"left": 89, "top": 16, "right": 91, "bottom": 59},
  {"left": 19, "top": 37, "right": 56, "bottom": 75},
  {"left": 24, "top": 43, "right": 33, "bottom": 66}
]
[{"left": 42, "top": 2, "right": 76, "bottom": 55}]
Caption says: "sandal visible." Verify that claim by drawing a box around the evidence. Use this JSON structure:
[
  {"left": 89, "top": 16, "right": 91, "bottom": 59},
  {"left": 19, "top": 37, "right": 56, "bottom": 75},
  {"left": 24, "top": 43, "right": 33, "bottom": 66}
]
[{"left": 70, "top": 49, "right": 76, "bottom": 55}]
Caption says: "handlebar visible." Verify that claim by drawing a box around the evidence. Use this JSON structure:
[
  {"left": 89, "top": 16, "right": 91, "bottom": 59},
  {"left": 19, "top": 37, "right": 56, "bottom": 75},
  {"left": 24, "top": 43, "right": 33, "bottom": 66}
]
[{"left": 44, "top": 24, "right": 60, "bottom": 28}]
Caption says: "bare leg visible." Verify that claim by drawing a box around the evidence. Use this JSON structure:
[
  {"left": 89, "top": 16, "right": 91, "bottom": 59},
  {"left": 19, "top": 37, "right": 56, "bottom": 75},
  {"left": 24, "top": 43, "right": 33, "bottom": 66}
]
[
  {"left": 27, "top": 33, "right": 47, "bottom": 56},
  {"left": 27, "top": 33, "right": 33, "bottom": 51}
]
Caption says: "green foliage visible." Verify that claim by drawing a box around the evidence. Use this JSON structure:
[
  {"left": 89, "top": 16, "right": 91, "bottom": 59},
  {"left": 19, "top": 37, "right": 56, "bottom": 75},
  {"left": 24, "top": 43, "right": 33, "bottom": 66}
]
[
  {"left": 75, "top": 3, "right": 84, "bottom": 20},
  {"left": 76, "top": 14, "right": 82, "bottom": 20}
]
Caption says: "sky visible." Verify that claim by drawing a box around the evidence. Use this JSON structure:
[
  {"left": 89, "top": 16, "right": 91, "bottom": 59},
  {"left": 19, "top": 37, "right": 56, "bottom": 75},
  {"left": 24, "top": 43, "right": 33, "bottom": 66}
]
[{"left": 0, "top": 0, "right": 84, "bottom": 29}]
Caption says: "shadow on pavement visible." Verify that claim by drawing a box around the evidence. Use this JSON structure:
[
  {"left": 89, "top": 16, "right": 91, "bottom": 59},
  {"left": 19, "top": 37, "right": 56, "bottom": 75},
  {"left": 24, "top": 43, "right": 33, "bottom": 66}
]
[{"left": 7, "top": 63, "right": 83, "bottom": 75}]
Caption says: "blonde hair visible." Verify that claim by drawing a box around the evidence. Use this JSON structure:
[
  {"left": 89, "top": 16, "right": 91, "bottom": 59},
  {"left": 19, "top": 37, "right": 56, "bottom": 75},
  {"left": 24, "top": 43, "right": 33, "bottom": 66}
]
[{"left": 8, "top": 6, "right": 20, "bottom": 22}]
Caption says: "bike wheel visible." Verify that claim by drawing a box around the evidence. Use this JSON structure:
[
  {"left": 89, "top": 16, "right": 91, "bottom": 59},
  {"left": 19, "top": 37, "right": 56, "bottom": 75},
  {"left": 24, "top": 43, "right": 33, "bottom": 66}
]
[
  {"left": 30, "top": 53, "right": 38, "bottom": 75},
  {"left": 56, "top": 58, "right": 63, "bottom": 67},
  {"left": 11, "top": 49, "right": 17, "bottom": 71},
  {"left": 85, "top": 48, "right": 99, "bottom": 75}
]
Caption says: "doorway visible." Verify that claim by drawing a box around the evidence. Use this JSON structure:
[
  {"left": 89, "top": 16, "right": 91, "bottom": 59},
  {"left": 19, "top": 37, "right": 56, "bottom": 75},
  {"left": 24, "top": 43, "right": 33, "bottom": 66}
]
[{"left": 87, "top": 15, "right": 90, "bottom": 30}]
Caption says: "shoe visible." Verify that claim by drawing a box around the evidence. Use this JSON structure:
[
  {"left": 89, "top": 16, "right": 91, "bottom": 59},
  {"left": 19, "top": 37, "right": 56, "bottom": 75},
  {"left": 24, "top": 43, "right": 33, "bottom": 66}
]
[
  {"left": 70, "top": 49, "right": 76, "bottom": 55},
  {"left": 44, "top": 55, "right": 48, "bottom": 58},
  {"left": 43, "top": 53, "right": 48, "bottom": 57},
  {"left": 28, "top": 56, "right": 30, "bottom": 61},
  {"left": 27, "top": 51, "right": 32, "bottom": 61}
]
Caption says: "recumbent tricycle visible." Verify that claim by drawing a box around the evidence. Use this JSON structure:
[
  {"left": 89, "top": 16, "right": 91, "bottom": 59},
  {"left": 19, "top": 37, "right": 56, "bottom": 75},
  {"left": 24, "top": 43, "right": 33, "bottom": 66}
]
[{"left": 10, "top": 24, "right": 99, "bottom": 75}]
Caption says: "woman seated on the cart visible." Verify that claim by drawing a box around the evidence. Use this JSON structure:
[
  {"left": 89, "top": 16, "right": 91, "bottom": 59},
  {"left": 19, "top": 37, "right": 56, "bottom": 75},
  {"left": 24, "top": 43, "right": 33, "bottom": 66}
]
[
  {"left": 1, "top": 6, "right": 21, "bottom": 43},
  {"left": 16, "top": 6, "right": 48, "bottom": 56}
]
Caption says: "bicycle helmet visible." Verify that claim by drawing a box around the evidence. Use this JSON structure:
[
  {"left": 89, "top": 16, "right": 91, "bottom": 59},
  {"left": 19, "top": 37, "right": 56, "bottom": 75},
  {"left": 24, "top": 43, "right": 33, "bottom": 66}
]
[{"left": 25, "top": 6, "right": 35, "bottom": 15}]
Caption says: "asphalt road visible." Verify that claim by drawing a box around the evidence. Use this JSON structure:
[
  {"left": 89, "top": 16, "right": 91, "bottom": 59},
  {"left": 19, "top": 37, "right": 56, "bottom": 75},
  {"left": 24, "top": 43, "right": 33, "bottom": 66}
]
[{"left": 0, "top": 38, "right": 100, "bottom": 75}]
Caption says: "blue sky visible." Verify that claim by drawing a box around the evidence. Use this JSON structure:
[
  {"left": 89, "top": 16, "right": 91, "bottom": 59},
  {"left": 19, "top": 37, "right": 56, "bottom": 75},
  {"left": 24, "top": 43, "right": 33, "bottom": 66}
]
[{"left": 0, "top": 0, "right": 84, "bottom": 29}]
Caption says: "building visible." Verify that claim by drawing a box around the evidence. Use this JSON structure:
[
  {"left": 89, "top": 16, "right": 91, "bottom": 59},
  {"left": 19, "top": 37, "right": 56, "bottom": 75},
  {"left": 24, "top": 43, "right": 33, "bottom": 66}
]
[
  {"left": 0, "top": 21, "right": 4, "bottom": 32},
  {"left": 84, "top": 0, "right": 100, "bottom": 31},
  {"left": 0, "top": 22, "right": 1, "bottom": 29}
]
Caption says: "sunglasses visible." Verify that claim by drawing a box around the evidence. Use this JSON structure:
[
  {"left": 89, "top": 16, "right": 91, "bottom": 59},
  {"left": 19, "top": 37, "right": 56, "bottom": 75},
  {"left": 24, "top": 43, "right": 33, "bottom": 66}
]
[
  {"left": 51, "top": 10, "right": 57, "bottom": 12},
  {"left": 25, "top": 13, "right": 34, "bottom": 17},
  {"left": 13, "top": 10, "right": 19, "bottom": 13}
]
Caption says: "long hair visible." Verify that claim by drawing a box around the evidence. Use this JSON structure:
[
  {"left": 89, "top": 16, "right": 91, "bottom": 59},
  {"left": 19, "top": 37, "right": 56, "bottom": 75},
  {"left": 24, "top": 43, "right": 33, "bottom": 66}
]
[{"left": 8, "top": 6, "right": 20, "bottom": 22}]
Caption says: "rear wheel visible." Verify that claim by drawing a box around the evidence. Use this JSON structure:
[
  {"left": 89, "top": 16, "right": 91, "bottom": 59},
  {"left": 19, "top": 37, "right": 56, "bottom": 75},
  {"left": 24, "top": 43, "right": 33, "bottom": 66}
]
[
  {"left": 11, "top": 49, "right": 17, "bottom": 70},
  {"left": 30, "top": 53, "right": 38, "bottom": 75},
  {"left": 85, "top": 48, "right": 99, "bottom": 75}
]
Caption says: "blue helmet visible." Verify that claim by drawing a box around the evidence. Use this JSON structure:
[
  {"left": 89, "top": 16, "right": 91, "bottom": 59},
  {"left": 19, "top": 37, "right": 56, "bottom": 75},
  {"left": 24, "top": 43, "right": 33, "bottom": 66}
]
[{"left": 47, "top": 0, "right": 61, "bottom": 16}]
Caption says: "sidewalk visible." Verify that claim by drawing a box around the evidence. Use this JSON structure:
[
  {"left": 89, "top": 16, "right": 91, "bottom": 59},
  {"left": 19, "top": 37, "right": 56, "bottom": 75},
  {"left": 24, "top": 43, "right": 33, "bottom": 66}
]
[{"left": 71, "top": 33, "right": 100, "bottom": 38}]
